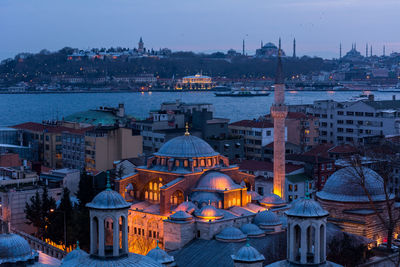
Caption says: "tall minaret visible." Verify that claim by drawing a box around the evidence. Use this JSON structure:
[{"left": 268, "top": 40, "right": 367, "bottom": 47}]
[
  {"left": 339, "top": 43, "right": 342, "bottom": 59},
  {"left": 271, "top": 47, "right": 288, "bottom": 200},
  {"left": 383, "top": 45, "right": 386, "bottom": 57},
  {"left": 242, "top": 39, "right": 245, "bottom": 55},
  {"left": 366, "top": 43, "right": 368, "bottom": 57},
  {"left": 370, "top": 45, "right": 373, "bottom": 57},
  {"left": 293, "top": 38, "right": 296, "bottom": 58}
]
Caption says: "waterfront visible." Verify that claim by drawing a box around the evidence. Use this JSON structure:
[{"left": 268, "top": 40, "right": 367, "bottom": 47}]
[{"left": 1, "top": 90, "right": 399, "bottom": 126}]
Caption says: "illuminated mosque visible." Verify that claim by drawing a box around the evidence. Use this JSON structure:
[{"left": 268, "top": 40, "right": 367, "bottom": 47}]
[{"left": 59, "top": 44, "right": 349, "bottom": 266}]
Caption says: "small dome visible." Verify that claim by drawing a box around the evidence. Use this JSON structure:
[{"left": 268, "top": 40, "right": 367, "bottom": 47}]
[
  {"left": 231, "top": 243, "right": 265, "bottom": 262},
  {"left": 191, "top": 191, "right": 222, "bottom": 205},
  {"left": 173, "top": 200, "right": 197, "bottom": 214},
  {"left": 154, "top": 135, "right": 219, "bottom": 158},
  {"left": 195, "top": 171, "right": 241, "bottom": 191},
  {"left": 240, "top": 224, "right": 265, "bottom": 237},
  {"left": 286, "top": 198, "right": 329, "bottom": 218},
  {"left": 170, "top": 211, "right": 193, "bottom": 221},
  {"left": 254, "top": 210, "right": 281, "bottom": 227},
  {"left": 86, "top": 188, "right": 131, "bottom": 210},
  {"left": 146, "top": 244, "right": 175, "bottom": 264},
  {"left": 63, "top": 246, "right": 88, "bottom": 262},
  {"left": 0, "top": 233, "right": 35, "bottom": 264},
  {"left": 317, "top": 166, "right": 388, "bottom": 202},
  {"left": 216, "top": 227, "right": 247, "bottom": 242},
  {"left": 195, "top": 205, "right": 224, "bottom": 220},
  {"left": 259, "top": 193, "right": 286, "bottom": 208},
  {"left": 248, "top": 191, "right": 262, "bottom": 201}
]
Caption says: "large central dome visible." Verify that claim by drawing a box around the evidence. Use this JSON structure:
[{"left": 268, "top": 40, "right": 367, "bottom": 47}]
[
  {"left": 154, "top": 135, "right": 219, "bottom": 158},
  {"left": 317, "top": 166, "right": 390, "bottom": 202}
]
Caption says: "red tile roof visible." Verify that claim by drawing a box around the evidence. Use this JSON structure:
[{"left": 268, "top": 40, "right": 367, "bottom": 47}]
[
  {"left": 12, "top": 122, "right": 93, "bottom": 135},
  {"left": 0, "top": 153, "right": 21, "bottom": 167},
  {"left": 230, "top": 120, "right": 273, "bottom": 128},
  {"left": 286, "top": 112, "right": 314, "bottom": 119},
  {"left": 303, "top": 144, "right": 334, "bottom": 158},
  {"left": 239, "top": 160, "right": 303, "bottom": 173},
  {"left": 328, "top": 144, "right": 357, "bottom": 154}
]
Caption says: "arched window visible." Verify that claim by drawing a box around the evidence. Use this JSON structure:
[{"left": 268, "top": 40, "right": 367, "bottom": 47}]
[
  {"left": 149, "top": 182, "right": 153, "bottom": 190},
  {"left": 233, "top": 198, "right": 236, "bottom": 206},
  {"left": 193, "top": 160, "right": 197, "bottom": 167},
  {"left": 207, "top": 159, "right": 212, "bottom": 166},
  {"left": 175, "top": 160, "right": 180, "bottom": 167},
  {"left": 200, "top": 159, "right": 205, "bottom": 166},
  {"left": 145, "top": 191, "right": 148, "bottom": 199},
  {"left": 184, "top": 160, "right": 188, "bottom": 167}
]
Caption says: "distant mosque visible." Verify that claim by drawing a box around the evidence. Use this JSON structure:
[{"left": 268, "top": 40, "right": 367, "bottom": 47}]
[{"left": 341, "top": 43, "right": 364, "bottom": 62}]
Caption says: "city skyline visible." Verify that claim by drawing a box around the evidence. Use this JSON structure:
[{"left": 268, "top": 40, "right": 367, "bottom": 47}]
[{"left": 1, "top": 0, "right": 399, "bottom": 60}]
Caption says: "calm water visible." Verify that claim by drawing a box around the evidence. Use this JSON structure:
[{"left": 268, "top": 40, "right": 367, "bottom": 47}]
[{"left": 1, "top": 91, "right": 399, "bottom": 126}]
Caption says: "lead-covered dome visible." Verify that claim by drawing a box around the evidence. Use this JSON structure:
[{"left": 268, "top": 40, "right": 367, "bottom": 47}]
[
  {"left": 285, "top": 198, "right": 328, "bottom": 218},
  {"left": 231, "top": 243, "right": 265, "bottom": 262},
  {"left": 240, "top": 223, "right": 265, "bottom": 237},
  {"left": 0, "top": 233, "right": 35, "bottom": 264},
  {"left": 173, "top": 200, "right": 197, "bottom": 214},
  {"left": 195, "top": 204, "right": 224, "bottom": 220},
  {"left": 195, "top": 171, "right": 241, "bottom": 191},
  {"left": 259, "top": 193, "right": 286, "bottom": 208},
  {"left": 86, "top": 188, "right": 131, "bottom": 210},
  {"left": 169, "top": 211, "right": 193, "bottom": 222},
  {"left": 154, "top": 135, "right": 219, "bottom": 158},
  {"left": 316, "top": 166, "right": 389, "bottom": 202},
  {"left": 216, "top": 227, "right": 247, "bottom": 242},
  {"left": 253, "top": 210, "right": 281, "bottom": 227},
  {"left": 146, "top": 244, "right": 175, "bottom": 265}
]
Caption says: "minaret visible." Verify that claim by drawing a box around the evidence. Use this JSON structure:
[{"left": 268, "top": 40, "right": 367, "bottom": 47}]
[
  {"left": 278, "top": 37, "right": 281, "bottom": 51},
  {"left": 383, "top": 45, "right": 386, "bottom": 57},
  {"left": 339, "top": 43, "right": 342, "bottom": 59},
  {"left": 370, "top": 45, "right": 373, "bottom": 57},
  {"left": 242, "top": 39, "right": 245, "bottom": 56},
  {"left": 366, "top": 43, "right": 368, "bottom": 57},
  {"left": 271, "top": 47, "right": 288, "bottom": 200},
  {"left": 293, "top": 38, "right": 296, "bottom": 58},
  {"left": 138, "top": 37, "right": 144, "bottom": 54}
]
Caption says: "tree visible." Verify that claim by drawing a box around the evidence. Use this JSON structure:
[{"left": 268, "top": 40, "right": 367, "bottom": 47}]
[
  {"left": 41, "top": 185, "right": 56, "bottom": 239},
  {"left": 327, "top": 233, "right": 370, "bottom": 267},
  {"left": 25, "top": 191, "right": 43, "bottom": 237}
]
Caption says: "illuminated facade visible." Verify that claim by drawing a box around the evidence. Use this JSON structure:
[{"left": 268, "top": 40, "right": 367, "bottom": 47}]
[
  {"left": 271, "top": 50, "right": 288, "bottom": 200},
  {"left": 115, "top": 130, "right": 287, "bottom": 251},
  {"left": 176, "top": 74, "right": 213, "bottom": 90}
]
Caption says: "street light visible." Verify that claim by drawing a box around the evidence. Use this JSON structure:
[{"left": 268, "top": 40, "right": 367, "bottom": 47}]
[{"left": 50, "top": 209, "right": 66, "bottom": 251}]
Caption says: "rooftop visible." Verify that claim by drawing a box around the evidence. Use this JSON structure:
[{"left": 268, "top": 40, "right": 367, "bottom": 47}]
[{"left": 229, "top": 120, "right": 274, "bottom": 128}]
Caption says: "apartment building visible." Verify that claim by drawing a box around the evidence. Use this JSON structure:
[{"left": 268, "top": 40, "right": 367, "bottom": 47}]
[
  {"left": 290, "top": 97, "right": 400, "bottom": 145},
  {"left": 229, "top": 120, "right": 287, "bottom": 160}
]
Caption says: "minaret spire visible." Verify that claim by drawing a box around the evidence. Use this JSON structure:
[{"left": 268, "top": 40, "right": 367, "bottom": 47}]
[
  {"left": 366, "top": 43, "right": 368, "bottom": 57},
  {"left": 370, "top": 45, "right": 373, "bottom": 57},
  {"left": 293, "top": 38, "right": 296, "bottom": 58},
  {"left": 271, "top": 38, "right": 288, "bottom": 201},
  {"left": 383, "top": 45, "right": 386, "bottom": 57},
  {"left": 242, "top": 39, "right": 245, "bottom": 56},
  {"left": 339, "top": 43, "right": 342, "bottom": 59},
  {"left": 278, "top": 37, "right": 281, "bottom": 51}
]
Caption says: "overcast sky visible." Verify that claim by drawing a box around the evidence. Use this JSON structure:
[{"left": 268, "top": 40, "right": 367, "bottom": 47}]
[{"left": 1, "top": 0, "right": 399, "bottom": 60}]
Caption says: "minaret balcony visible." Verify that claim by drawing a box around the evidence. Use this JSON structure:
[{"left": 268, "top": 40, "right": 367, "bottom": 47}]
[{"left": 270, "top": 105, "right": 288, "bottom": 118}]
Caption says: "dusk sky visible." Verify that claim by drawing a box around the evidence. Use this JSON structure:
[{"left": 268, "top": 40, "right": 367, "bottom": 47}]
[{"left": 1, "top": 0, "right": 399, "bottom": 60}]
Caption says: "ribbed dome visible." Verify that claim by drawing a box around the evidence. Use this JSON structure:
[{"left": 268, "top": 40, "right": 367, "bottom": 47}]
[
  {"left": 195, "top": 205, "right": 224, "bottom": 220},
  {"left": 170, "top": 211, "right": 193, "bottom": 221},
  {"left": 316, "top": 166, "right": 389, "bottom": 202},
  {"left": 146, "top": 245, "right": 174, "bottom": 264},
  {"left": 231, "top": 243, "right": 265, "bottom": 262},
  {"left": 285, "top": 198, "right": 329, "bottom": 218},
  {"left": 0, "top": 233, "right": 35, "bottom": 264},
  {"left": 173, "top": 200, "right": 197, "bottom": 214},
  {"left": 259, "top": 193, "right": 286, "bottom": 207},
  {"left": 195, "top": 171, "right": 241, "bottom": 191},
  {"left": 254, "top": 210, "right": 281, "bottom": 227},
  {"left": 240, "top": 223, "right": 265, "bottom": 237},
  {"left": 216, "top": 227, "right": 247, "bottom": 242},
  {"left": 86, "top": 189, "right": 131, "bottom": 210},
  {"left": 154, "top": 135, "right": 219, "bottom": 158}
]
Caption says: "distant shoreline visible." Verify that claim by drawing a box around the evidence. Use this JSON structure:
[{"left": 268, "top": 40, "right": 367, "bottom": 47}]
[{"left": 0, "top": 89, "right": 384, "bottom": 94}]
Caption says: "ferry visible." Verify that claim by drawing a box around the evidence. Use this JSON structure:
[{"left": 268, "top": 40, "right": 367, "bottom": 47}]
[
  {"left": 215, "top": 90, "right": 270, "bottom": 97},
  {"left": 349, "top": 93, "right": 371, "bottom": 101},
  {"left": 377, "top": 85, "right": 400, "bottom": 92}
]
